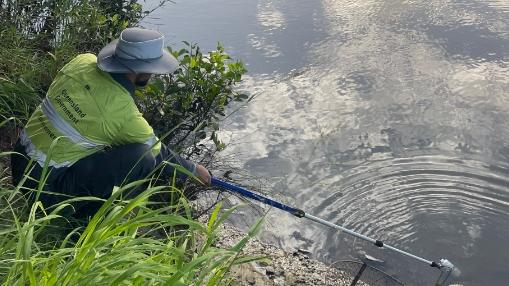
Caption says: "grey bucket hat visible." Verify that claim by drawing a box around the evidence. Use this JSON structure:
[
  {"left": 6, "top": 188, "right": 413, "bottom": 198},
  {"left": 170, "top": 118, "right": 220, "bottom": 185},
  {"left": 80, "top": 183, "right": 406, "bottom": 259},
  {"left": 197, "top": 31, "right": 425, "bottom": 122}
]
[{"left": 97, "top": 27, "right": 179, "bottom": 74}]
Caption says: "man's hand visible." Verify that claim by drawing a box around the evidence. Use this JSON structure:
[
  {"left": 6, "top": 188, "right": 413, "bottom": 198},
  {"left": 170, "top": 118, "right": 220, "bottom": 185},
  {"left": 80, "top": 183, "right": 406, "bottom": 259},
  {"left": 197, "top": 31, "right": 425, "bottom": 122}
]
[{"left": 195, "top": 164, "right": 211, "bottom": 185}]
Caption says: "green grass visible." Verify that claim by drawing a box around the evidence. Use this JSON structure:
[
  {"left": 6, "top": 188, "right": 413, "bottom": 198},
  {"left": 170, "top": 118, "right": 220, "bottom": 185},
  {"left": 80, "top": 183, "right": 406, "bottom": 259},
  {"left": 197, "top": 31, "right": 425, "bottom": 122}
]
[
  {"left": 0, "top": 129, "right": 263, "bottom": 285},
  {"left": 0, "top": 174, "right": 263, "bottom": 285},
  {"left": 0, "top": 32, "right": 49, "bottom": 122}
]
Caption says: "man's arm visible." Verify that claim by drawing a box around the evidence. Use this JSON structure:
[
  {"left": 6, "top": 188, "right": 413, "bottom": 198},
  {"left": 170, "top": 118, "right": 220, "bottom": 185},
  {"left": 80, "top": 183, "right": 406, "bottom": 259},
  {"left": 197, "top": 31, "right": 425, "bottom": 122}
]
[
  {"left": 114, "top": 110, "right": 210, "bottom": 184},
  {"left": 157, "top": 144, "right": 211, "bottom": 185}
]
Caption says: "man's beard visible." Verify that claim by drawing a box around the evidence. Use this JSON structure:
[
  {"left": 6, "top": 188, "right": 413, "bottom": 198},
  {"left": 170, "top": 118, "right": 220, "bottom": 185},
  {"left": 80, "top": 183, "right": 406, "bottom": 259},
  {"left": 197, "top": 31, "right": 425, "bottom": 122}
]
[
  {"left": 134, "top": 74, "right": 151, "bottom": 87},
  {"left": 135, "top": 79, "right": 149, "bottom": 87}
]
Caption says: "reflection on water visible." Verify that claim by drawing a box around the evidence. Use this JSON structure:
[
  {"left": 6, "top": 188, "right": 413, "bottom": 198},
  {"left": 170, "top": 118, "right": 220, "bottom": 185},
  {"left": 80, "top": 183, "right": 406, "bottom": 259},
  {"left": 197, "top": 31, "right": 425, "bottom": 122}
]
[
  {"left": 146, "top": 0, "right": 509, "bottom": 284},
  {"left": 304, "top": 153, "right": 509, "bottom": 284}
]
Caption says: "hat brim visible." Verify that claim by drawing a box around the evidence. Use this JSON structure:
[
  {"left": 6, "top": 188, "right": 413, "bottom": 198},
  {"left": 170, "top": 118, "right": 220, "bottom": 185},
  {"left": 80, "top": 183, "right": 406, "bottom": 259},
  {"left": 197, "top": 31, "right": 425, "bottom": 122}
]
[{"left": 97, "top": 39, "right": 179, "bottom": 74}]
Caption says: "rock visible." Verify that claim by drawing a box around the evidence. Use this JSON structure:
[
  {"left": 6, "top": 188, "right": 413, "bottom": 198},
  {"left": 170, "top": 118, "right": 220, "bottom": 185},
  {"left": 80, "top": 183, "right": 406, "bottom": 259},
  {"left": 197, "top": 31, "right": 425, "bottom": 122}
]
[
  {"left": 193, "top": 200, "right": 361, "bottom": 286},
  {"left": 265, "top": 266, "right": 276, "bottom": 277},
  {"left": 208, "top": 221, "right": 357, "bottom": 286},
  {"left": 258, "top": 260, "right": 270, "bottom": 267},
  {"left": 297, "top": 248, "right": 312, "bottom": 255}
]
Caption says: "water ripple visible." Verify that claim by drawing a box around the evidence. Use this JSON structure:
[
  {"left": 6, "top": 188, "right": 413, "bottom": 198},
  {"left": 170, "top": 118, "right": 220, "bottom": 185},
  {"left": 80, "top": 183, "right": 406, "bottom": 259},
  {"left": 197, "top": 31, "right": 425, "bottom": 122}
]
[{"left": 303, "top": 154, "right": 509, "bottom": 284}]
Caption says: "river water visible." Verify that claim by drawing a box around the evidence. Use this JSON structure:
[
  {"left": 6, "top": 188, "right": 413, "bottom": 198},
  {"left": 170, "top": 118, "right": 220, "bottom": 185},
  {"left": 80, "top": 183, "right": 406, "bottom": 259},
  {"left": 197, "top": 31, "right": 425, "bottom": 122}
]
[{"left": 144, "top": 1, "right": 509, "bottom": 285}]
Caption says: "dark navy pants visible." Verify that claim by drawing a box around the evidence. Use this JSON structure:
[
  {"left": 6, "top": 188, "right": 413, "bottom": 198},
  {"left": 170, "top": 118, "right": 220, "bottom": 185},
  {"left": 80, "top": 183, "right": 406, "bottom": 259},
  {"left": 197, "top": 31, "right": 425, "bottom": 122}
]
[{"left": 11, "top": 141, "right": 195, "bottom": 219}]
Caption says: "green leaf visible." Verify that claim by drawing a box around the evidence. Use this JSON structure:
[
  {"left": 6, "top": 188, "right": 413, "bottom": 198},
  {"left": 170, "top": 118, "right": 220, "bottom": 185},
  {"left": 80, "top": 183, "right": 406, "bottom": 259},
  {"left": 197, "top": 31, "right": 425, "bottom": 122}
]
[{"left": 207, "top": 202, "right": 222, "bottom": 233}]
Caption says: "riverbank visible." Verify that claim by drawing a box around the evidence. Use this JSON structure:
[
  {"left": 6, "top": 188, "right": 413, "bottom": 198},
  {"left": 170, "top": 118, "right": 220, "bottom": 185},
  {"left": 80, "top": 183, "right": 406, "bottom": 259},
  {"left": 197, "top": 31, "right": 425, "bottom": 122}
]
[{"left": 208, "top": 220, "right": 358, "bottom": 286}]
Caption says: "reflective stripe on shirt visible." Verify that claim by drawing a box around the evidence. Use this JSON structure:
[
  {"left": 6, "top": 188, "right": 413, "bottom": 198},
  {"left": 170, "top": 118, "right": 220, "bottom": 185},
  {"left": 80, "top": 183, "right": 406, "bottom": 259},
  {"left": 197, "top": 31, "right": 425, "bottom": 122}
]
[
  {"left": 19, "top": 129, "right": 73, "bottom": 168},
  {"left": 41, "top": 97, "right": 104, "bottom": 149},
  {"left": 144, "top": 135, "right": 158, "bottom": 148}
]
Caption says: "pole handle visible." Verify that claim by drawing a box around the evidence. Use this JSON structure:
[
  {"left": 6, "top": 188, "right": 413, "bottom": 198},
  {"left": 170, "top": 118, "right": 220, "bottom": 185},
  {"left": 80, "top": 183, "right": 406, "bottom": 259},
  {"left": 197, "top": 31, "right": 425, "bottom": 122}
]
[{"left": 211, "top": 177, "right": 305, "bottom": 217}]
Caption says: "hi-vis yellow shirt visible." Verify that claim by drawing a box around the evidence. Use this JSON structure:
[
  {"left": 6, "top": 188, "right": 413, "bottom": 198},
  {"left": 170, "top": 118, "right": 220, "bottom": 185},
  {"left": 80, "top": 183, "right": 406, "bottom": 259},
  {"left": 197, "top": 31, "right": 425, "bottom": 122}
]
[{"left": 22, "top": 54, "right": 160, "bottom": 167}]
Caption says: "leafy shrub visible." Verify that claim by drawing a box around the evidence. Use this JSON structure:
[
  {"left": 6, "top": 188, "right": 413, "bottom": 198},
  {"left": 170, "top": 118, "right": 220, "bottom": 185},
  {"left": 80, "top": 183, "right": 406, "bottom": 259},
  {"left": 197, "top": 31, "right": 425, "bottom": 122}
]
[{"left": 136, "top": 42, "right": 248, "bottom": 155}]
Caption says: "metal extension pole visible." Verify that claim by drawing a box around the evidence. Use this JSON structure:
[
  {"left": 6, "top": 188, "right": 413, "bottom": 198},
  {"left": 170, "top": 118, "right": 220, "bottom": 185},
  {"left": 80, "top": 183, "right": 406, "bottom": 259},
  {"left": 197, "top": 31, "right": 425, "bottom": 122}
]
[
  {"left": 304, "top": 213, "right": 434, "bottom": 266},
  {"left": 211, "top": 177, "right": 454, "bottom": 272}
]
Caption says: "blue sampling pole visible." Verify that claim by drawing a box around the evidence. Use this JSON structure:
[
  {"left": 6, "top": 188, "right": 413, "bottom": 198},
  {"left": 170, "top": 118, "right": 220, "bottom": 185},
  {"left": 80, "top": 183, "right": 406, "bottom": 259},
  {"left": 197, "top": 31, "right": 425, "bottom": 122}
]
[{"left": 211, "top": 177, "right": 456, "bottom": 278}]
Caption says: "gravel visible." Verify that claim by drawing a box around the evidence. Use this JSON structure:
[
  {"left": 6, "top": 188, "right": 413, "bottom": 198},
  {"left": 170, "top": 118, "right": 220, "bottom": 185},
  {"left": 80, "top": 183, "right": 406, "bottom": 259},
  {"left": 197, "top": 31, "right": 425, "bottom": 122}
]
[{"left": 212, "top": 222, "right": 361, "bottom": 286}]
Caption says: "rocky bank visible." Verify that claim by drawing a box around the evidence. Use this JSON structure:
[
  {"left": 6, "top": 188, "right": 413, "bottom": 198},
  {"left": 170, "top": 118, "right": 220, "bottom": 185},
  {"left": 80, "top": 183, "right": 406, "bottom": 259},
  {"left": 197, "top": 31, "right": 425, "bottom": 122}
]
[{"left": 213, "top": 223, "right": 361, "bottom": 286}]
